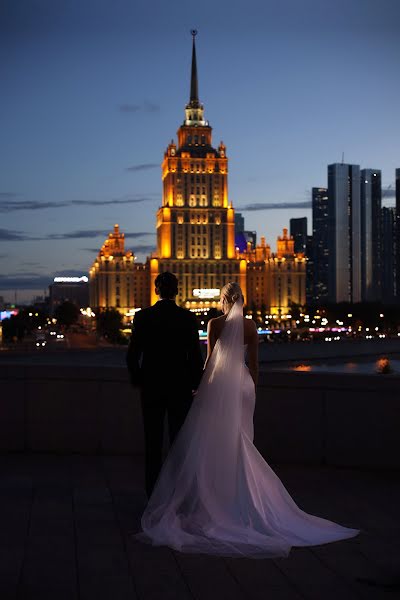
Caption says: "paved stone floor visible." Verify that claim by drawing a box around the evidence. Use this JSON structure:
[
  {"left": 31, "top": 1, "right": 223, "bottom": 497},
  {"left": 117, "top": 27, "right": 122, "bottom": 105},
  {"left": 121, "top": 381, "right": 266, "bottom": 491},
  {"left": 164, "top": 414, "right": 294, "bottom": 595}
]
[{"left": 0, "top": 454, "right": 399, "bottom": 600}]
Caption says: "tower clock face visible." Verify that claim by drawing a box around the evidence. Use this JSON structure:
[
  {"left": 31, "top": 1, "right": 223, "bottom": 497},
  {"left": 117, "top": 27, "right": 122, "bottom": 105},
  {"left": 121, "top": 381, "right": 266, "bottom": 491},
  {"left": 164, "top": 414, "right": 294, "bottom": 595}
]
[{"left": 171, "top": 148, "right": 176, "bottom": 156}]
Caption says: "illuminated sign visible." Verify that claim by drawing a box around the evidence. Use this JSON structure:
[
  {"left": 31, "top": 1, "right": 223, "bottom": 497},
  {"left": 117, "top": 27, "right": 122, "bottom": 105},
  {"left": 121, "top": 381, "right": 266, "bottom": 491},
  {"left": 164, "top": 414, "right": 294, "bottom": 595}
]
[
  {"left": 53, "top": 276, "right": 89, "bottom": 283},
  {"left": 0, "top": 309, "right": 19, "bottom": 321},
  {"left": 125, "top": 308, "right": 142, "bottom": 317},
  {"left": 193, "top": 288, "right": 220, "bottom": 299}
]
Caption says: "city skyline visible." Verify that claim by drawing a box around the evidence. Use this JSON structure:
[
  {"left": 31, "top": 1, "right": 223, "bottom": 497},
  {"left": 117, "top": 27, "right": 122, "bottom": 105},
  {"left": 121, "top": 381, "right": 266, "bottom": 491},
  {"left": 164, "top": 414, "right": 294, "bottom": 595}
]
[{"left": 1, "top": 0, "right": 399, "bottom": 303}]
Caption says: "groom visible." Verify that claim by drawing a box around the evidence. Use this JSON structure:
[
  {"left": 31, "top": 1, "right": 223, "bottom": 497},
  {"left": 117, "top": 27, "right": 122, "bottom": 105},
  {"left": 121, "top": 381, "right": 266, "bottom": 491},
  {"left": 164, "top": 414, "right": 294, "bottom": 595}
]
[{"left": 126, "top": 272, "right": 204, "bottom": 497}]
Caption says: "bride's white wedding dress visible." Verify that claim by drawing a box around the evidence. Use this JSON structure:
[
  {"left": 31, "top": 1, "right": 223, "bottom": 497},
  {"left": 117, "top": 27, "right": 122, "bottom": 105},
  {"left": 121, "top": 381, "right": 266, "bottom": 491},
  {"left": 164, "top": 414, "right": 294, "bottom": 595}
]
[{"left": 136, "top": 299, "right": 359, "bottom": 558}]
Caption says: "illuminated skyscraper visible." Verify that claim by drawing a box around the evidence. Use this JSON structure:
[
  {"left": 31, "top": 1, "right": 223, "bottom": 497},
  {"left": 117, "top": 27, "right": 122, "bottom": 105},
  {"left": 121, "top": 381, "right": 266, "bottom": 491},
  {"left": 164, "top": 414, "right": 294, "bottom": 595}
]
[
  {"left": 328, "top": 163, "right": 361, "bottom": 303},
  {"left": 381, "top": 207, "right": 396, "bottom": 303},
  {"left": 360, "top": 169, "right": 381, "bottom": 301},
  {"left": 151, "top": 32, "right": 246, "bottom": 307}
]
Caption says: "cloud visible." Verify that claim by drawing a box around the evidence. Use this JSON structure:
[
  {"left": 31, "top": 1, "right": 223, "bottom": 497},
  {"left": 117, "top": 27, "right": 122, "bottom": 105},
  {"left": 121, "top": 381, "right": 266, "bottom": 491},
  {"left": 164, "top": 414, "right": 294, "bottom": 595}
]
[
  {"left": 54, "top": 269, "right": 87, "bottom": 277},
  {"left": 237, "top": 201, "right": 312, "bottom": 211},
  {"left": 46, "top": 229, "right": 154, "bottom": 240},
  {"left": 119, "top": 101, "right": 160, "bottom": 113},
  {"left": 124, "top": 231, "right": 155, "bottom": 240},
  {"left": 125, "top": 163, "right": 159, "bottom": 172},
  {"left": 19, "top": 261, "right": 43, "bottom": 268},
  {"left": 0, "top": 228, "right": 33, "bottom": 241},
  {"left": 71, "top": 196, "right": 156, "bottom": 206},
  {"left": 128, "top": 244, "right": 156, "bottom": 255},
  {"left": 0, "top": 195, "right": 157, "bottom": 213},
  {"left": 0, "top": 274, "right": 52, "bottom": 290},
  {"left": 0, "top": 200, "right": 70, "bottom": 212},
  {"left": 0, "top": 269, "right": 89, "bottom": 291},
  {"left": 0, "top": 227, "right": 155, "bottom": 243}
]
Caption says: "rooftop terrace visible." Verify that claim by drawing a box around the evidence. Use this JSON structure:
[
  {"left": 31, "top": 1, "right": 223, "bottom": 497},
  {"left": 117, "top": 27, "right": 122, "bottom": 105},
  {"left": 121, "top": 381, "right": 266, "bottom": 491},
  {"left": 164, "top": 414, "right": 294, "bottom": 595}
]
[
  {"left": 1, "top": 350, "right": 400, "bottom": 599},
  {"left": 1, "top": 454, "right": 400, "bottom": 600}
]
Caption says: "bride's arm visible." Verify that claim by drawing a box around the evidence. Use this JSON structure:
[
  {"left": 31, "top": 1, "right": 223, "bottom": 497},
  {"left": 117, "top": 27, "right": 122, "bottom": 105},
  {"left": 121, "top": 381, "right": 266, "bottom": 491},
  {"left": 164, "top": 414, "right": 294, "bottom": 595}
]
[{"left": 247, "top": 322, "right": 259, "bottom": 386}]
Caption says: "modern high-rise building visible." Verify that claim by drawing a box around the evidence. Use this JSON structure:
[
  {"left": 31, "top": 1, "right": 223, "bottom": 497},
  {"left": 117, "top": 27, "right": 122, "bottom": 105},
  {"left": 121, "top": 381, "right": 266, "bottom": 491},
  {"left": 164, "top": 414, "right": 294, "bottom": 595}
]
[
  {"left": 234, "top": 212, "right": 257, "bottom": 253},
  {"left": 381, "top": 207, "right": 396, "bottom": 304},
  {"left": 235, "top": 213, "right": 245, "bottom": 234},
  {"left": 305, "top": 234, "right": 314, "bottom": 306},
  {"left": 311, "top": 187, "right": 329, "bottom": 303},
  {"left": 396, "top": 168, "right": 400, "bottom": 301},
  {"left": 290, "top": 217, "right": 307, "bottom": 254},
  {"left": 150, "top": 31, "right": 246, "bottom": 307},
  {"left": 360, "top": 169, "right": 381, "bottom": 301},
  {"left": 327, "top": 163, "right": 361, "bottom": 303}
]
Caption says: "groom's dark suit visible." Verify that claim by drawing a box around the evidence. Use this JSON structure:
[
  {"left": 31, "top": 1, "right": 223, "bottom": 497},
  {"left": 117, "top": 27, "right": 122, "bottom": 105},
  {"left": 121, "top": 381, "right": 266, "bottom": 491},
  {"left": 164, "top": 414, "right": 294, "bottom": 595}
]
[{"left": 126, "top": 299, "right": 204, "bottom": 497}]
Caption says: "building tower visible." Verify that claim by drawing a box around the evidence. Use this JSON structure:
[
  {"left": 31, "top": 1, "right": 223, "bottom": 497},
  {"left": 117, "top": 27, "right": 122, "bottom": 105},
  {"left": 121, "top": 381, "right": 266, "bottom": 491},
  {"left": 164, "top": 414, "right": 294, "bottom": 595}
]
[
  {"left": 328, "top": 163, "right": 361, "bottom": 303},
  {"left": 235, "top": 212, "right": 257, "bottom": 254},
  {"left": 241, "top": 229, "right": 306, "bottom": 317},
  {"left": 290, "top": 217, "right": 307, "bottom": 254},
  {"left": 311, "top": 187, "right": 329, "bottom": 303},
  {"left": 360, "top": 169, "right": 381, "bottom": 301},
  {"left": 151, "top": 31, "right": 246, "bottom": 307},
  {"left": 89, "top": 224, "right": 149, "bottom": 315},
  {"left": 381, "top": 206, "right": 396, "bottom": 304}
]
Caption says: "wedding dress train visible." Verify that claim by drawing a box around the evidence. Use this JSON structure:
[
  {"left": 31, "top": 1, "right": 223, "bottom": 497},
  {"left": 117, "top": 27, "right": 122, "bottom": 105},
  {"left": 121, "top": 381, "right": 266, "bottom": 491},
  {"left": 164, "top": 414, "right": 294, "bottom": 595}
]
[{"left": 136, "top": 299, "right": 359, "bottom": 558}]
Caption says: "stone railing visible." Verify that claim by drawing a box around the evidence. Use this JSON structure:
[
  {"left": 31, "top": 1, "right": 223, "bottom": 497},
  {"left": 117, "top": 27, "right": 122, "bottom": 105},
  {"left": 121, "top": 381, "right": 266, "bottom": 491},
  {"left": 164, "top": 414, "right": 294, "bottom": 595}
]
[{"left": 1, "top": 364, "right": 399, "bottom": 468}]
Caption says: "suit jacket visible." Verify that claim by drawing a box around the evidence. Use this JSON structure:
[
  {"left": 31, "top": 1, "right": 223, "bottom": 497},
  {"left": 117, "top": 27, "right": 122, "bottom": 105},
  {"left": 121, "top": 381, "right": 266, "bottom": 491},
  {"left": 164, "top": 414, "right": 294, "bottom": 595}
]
[{"left": 126, "top": 300, "right": 204, "bottom": 394}]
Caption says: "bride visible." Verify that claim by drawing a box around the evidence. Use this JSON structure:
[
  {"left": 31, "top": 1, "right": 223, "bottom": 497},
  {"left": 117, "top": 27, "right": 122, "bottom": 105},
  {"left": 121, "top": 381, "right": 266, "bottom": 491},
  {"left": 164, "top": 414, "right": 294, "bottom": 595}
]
[{"left": 135, "top": 282, "right": 359, "bottom": 558}]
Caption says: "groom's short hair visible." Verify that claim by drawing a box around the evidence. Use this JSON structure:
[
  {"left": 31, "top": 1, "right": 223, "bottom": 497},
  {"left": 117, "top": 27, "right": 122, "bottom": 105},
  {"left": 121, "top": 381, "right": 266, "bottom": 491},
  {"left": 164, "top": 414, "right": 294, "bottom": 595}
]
[{"left": 155, "top": 271, "right": 178, "bottom": 299}]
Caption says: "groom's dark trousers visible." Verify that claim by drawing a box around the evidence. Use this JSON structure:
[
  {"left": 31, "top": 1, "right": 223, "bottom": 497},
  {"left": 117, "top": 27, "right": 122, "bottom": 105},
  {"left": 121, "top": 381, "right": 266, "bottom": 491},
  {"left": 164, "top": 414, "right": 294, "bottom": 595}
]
[{"left": 126, "top": 299, "right": 203, "bottom": 497}]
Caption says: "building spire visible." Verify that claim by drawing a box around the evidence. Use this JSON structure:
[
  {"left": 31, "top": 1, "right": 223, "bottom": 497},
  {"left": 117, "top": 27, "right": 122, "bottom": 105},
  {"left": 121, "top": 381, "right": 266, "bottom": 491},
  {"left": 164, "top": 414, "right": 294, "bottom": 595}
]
[
  {"left": 183, "top": 30, "right": 207, "bottom": 127},
  {"left": 189, "top": 29, "right": 199, "bottom": 107}
]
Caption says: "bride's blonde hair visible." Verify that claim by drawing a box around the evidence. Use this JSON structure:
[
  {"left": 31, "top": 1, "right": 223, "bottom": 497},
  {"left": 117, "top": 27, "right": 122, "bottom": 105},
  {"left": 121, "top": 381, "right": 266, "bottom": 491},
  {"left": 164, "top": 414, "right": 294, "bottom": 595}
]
[{"left": 220, "top": 282, "right": 243, "bottom": 313}]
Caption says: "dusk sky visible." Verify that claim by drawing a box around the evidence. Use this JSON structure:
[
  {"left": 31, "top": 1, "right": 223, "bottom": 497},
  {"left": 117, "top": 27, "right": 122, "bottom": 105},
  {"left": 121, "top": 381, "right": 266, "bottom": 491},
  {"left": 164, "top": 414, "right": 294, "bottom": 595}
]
[{"left": 1, "top": 0, "right": 399, "bottom": 303}]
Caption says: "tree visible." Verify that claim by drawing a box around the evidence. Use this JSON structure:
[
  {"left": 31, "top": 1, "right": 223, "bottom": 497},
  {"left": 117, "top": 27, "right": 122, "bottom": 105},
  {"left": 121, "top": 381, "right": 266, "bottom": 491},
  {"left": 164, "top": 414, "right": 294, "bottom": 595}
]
[
  {"left": 96, "top": 308, "right": 124, "bottom": 343},
  {"left": 54, "top": 301, "right": 80, "bottom": 329},
  {"left": 1, "top": 307, "right": 46, "bottom": 342}
]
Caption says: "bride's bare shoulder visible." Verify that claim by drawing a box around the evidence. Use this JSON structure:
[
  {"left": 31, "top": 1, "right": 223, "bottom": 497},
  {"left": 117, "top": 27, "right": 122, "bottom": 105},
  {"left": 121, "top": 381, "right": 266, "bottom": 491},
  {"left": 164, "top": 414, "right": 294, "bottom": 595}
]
[{"left": 207, "top": 314, "right": 226, "bottom": 333}]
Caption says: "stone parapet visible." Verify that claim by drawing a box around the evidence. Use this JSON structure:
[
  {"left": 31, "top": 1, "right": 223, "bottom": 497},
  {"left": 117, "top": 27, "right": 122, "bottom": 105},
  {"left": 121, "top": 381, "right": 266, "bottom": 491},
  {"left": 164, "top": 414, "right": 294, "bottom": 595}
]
[{"left": 1, "top": 364, "right": 399, "bottom": 468}]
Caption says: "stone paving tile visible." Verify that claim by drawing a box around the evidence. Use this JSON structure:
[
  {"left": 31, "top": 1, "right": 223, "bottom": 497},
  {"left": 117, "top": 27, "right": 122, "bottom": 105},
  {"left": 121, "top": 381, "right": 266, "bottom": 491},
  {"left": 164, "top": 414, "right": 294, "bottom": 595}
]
[
  {"left": 17, "top": 580, "right": 78, "bottom": 600},
  {"left": 0, "top": 475, "right": 32, "bottom": 600},
  {"left": 126, "top": 538, "right": 192, "bottom": 600},
  {"left": 18, "top": 484, "right": 78, "bottom": 599},
  {"left": 273, "top": 547, "right": 361, "bottom": 600},
  {"left": 0, "top": 546, "right": 25, "bottom": 579},
  {"left": 0, "top": 455, "right": 399, "bottom": 600},
  {"left": 173, "top": 553, "right": 245, "bottom": 600},
  {"left": 310, "top": 540, "right": 394, "bottom": 600},
  {"left": 0, "top": 579, "right": 18, "bottom": 600},
  {"left": 223, "top": 556, "right": 304, "bottom": 600},
  {"left": 79, "top": 575, "right": 137, "bottom": 600}
]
